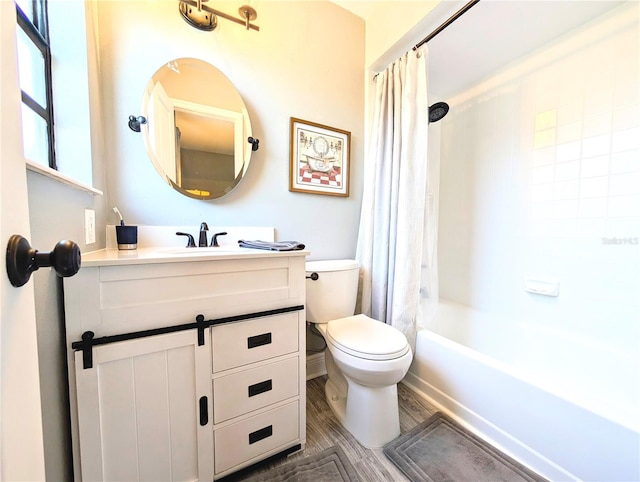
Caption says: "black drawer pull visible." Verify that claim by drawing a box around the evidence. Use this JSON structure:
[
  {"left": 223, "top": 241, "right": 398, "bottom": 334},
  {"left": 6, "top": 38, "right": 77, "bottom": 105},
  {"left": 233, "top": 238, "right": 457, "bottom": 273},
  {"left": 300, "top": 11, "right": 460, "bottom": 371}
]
[
  {"left": 199, "top": 396, "right": 208, "bottom": 426},
  {"left": 247, "top": 332, "right": 272, "bottom": 349},
  {"left": 248, "top": 379, "right": 273, "bottom": 397},
  {"left": 249, "top": 425, "right": 273, "bottom": 444}
]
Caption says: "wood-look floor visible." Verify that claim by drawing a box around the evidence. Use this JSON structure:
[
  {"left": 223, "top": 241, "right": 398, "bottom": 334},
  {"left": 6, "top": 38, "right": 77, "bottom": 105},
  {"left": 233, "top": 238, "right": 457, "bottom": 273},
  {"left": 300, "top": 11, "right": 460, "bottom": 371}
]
[{"left": 236, "top": 375, "right": 438, "bottom": 481}]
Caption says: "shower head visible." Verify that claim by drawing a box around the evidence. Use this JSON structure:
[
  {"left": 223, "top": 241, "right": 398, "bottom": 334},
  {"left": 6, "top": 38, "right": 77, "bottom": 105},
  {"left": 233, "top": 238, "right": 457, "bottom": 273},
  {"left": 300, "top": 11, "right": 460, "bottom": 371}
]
[{"left": 429, "top": 102, "right": 449, "bottom": 123}]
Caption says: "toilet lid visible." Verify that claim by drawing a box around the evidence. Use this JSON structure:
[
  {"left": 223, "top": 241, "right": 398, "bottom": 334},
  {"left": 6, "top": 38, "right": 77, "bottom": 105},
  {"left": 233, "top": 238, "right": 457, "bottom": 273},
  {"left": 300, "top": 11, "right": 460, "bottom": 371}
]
[{"left": 325, "top": 314, "right": 410, "bottom": 360}]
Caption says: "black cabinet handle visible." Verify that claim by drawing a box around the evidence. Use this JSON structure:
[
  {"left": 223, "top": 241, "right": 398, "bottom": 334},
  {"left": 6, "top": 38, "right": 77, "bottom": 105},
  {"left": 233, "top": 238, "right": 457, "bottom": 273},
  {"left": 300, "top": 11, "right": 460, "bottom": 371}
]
[
  {"left": 247, "top": 332, "right": 272, "bottom": 349},
  {"left": 199, "top": 396, "right": 208, "bottom": 426},
  {"left": 249, "top": 425, "right": 272, "bottom": 444},
  {"left": 248, "top": 379, "right": 272, "bottom": 397}
]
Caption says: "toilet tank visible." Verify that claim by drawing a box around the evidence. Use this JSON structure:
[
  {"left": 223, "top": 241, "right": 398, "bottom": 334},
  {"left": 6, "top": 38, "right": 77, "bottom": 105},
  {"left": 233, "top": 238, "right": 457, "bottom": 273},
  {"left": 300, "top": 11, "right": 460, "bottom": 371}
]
[{"left": 305, "top": 259, "right": 360, "bottom": 323}]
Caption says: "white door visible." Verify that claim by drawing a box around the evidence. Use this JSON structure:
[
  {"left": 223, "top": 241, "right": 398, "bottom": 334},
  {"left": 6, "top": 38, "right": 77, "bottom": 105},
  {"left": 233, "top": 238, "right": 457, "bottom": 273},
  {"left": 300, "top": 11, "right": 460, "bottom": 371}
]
[
  {"left": 149, "top": 81, "right": 178, "bottom": 184},
  {"left": 0, "top": 2, "right": 46, "bottom": 480},
  {"left": 75, "top": 330, "right": 214, "bottom": 482}
]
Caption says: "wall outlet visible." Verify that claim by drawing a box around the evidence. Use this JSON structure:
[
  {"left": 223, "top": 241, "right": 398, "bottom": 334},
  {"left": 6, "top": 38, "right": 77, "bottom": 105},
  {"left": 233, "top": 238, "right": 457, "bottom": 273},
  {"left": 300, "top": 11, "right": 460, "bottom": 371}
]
[{"left": 84, "top": 209, "right": 96, "bottom": 245}]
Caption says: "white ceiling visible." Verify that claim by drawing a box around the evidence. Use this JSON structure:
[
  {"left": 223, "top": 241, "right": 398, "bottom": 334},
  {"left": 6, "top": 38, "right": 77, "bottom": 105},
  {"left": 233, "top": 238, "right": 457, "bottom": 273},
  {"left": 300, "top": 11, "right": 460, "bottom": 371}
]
[
  {"left": 426, "top": 1, "right": 625, "bottom": 98},
  {"left": 328, "top": 1, "right": 374, "bottom": 19},
  {"left": 331, "top": 1, "right": 625, "bottom": 98}
]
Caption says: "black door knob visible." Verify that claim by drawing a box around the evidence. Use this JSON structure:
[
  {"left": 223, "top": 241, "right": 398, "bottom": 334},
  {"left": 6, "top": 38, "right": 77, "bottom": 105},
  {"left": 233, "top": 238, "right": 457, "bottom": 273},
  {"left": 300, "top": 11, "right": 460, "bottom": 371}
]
[{"left": 5, "top": 235, "right": 81, "bottom": 287}]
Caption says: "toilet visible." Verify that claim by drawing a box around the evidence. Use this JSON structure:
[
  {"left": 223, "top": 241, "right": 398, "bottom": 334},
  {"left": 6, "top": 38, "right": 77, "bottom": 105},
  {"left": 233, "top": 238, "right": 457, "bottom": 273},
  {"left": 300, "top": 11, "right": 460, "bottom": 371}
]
[{"left": 305, "top": 259, "right": 413, "bottom": 448}]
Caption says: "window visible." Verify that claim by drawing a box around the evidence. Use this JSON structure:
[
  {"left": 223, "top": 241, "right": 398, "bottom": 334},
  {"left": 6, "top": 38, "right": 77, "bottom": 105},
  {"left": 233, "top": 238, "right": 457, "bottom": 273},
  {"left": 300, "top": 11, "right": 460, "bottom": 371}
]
[
  {"left": 15, "top": 0, "right": 56, "bottom": 170},
  {"left": 15, "top": 0, "right": 101, "bottom": 195}
]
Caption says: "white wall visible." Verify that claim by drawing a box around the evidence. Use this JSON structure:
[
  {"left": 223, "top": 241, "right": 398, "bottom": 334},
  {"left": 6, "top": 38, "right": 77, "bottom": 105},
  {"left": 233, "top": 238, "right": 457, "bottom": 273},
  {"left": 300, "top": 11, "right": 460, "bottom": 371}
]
[
  {"left": 437, "top": 0, "right": 639, "bottom": 408},
  {"left": 97, "top": 1, "right": 365, "bottom": 261}
]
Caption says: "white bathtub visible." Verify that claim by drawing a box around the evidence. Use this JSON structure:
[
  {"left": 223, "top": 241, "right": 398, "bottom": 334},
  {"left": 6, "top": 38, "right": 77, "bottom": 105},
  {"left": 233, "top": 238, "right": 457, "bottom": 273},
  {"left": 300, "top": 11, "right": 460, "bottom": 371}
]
[{"left": 404, "top": 300, "right": 640, "bottom": 481}]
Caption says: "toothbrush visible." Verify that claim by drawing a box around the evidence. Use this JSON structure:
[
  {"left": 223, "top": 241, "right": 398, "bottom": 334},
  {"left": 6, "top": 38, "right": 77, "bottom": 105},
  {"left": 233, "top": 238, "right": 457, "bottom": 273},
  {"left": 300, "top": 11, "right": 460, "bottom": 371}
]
[{"left": 113, "top": 207, "right": 125, "bottom": 226}]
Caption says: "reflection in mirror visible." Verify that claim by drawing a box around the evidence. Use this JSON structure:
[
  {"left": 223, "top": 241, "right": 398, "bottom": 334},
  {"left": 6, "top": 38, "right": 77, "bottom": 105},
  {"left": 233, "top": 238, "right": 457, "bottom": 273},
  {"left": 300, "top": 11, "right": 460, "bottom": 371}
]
[{"left": 141, "top": 58, "right": 254, "bottom": 200}]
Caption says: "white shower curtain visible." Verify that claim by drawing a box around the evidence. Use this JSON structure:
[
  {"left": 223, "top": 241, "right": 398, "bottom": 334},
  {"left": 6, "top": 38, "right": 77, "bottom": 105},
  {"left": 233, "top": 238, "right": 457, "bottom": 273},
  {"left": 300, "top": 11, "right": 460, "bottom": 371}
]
[{"left": 356, "top": 47, "right": 430, "bottom": 350}]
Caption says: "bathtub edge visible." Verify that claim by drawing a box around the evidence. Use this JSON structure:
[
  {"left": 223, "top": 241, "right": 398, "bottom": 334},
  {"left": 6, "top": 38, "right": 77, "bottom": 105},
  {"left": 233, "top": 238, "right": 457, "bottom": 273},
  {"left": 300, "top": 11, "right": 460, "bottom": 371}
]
[{"left": 401, "top": 371, "right": 579, "bottom": 482}]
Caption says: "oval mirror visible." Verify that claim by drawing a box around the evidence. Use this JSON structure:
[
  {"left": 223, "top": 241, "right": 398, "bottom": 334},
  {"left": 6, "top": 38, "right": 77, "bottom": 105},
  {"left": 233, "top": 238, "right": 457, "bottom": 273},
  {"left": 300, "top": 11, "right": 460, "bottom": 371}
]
[{"left": 141, "top": 58, "right": 254, "bottom": 200}]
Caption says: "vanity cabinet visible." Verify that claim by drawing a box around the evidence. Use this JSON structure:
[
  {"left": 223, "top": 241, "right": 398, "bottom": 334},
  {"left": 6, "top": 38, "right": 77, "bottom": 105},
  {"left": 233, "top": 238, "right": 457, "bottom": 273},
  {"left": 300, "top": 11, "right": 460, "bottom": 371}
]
[
  {"left": 211, "top": 312, "right": 301, "bottom": 476},
  {"left": 74, "top": 330, "right": 213, "bottom": 482},
  {"left": 64, "top": 249, "right": 307, "bottom": 481}
]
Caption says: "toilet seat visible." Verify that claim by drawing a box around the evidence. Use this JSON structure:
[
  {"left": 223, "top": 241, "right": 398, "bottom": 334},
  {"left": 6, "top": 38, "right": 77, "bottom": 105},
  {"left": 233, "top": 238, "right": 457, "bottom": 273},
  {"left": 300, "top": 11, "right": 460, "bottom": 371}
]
[{"left": 325, "top": 314, "right": 410, "bottom": 361}]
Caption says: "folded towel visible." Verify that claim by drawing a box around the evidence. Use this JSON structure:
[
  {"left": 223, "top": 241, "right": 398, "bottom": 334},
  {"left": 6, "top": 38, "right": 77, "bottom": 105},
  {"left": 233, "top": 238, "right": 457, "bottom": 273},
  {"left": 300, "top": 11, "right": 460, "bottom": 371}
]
[{"left": 238, "top": 240, "right": 306, "bottom": 251}]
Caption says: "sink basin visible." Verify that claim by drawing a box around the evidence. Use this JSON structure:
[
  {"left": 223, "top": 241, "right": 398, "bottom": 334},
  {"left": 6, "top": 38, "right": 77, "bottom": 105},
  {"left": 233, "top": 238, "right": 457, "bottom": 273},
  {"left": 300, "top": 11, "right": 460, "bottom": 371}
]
[{"left": 162, "top": 246, "right": 242, "bottom": 255}]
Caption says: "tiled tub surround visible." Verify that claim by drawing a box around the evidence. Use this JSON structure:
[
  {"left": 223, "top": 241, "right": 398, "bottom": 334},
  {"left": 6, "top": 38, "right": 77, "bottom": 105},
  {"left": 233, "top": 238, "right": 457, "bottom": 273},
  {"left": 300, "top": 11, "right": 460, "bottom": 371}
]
[
  {"left": 410, "top": 3, "right": 639, "bottom": 482},
  {"left": 64, "top": 240, "right": 308, "bottom": 481}
]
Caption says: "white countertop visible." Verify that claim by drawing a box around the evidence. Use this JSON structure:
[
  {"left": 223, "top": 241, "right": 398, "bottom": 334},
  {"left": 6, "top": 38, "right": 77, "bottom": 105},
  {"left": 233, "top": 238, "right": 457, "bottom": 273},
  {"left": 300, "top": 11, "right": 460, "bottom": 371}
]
[{"left": 80, "top": 246, "right": 310, "bottom": 267}]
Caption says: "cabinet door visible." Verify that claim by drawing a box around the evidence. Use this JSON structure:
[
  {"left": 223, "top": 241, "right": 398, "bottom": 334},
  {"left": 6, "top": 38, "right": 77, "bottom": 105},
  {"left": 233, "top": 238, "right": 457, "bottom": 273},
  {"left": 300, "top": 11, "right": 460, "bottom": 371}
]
[{"left": 75, "top": 330, "right": 213, "bottom": 482}]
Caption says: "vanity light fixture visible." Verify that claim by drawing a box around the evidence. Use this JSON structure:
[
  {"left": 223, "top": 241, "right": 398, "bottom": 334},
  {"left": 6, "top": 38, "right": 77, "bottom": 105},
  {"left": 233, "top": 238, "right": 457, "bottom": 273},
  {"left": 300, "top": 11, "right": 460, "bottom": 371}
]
[{"left": 178, "top": 0, "right": 259, "bottom": 32}]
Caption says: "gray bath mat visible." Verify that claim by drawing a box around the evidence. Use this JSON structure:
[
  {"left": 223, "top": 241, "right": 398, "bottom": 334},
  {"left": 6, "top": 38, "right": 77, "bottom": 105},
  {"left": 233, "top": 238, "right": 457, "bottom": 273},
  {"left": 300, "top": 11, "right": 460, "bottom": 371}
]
[
  {"left": 243, "top": 446, "right": 360, "bottom": 482},
  {"left": 384, "top": 412, "right": 547, "bottom": 482}
]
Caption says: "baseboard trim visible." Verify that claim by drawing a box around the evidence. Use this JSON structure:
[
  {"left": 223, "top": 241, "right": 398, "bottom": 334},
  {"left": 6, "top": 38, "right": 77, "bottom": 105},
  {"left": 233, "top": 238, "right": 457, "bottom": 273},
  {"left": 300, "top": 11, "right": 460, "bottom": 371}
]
[
  {"left": 401, "top": 371, "right": 577, "bottom": 482},
  {"left": 306, "top": 352, "right": 326, "bottom": 380}
]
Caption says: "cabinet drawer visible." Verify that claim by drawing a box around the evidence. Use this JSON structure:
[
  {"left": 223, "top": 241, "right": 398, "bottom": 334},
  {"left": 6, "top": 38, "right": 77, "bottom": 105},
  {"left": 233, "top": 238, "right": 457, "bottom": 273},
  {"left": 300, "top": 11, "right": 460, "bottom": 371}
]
[
  {"left": 214, "top": 401, "right": 299, "bottom": 475},
  {"left": 213, "top": 357, "right": 299, "bottom": 423},
  {"left": 212, "top": 312, "right": 298, "bottom": 372}
]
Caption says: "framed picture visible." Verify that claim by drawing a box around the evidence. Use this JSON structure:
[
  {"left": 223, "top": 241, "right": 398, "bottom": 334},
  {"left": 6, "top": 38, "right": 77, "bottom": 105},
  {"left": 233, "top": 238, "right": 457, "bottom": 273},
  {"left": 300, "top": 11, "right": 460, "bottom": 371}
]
[{"left": 289, "top": 117, "right": 351, "bottom": 197}]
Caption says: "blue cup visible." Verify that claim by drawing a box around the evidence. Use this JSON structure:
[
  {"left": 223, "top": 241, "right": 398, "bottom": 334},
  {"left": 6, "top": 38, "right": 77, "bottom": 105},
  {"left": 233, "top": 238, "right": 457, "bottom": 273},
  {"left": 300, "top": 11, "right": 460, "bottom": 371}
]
[{"left": 115, "top": 225, "right": 138, "bottom": 250}]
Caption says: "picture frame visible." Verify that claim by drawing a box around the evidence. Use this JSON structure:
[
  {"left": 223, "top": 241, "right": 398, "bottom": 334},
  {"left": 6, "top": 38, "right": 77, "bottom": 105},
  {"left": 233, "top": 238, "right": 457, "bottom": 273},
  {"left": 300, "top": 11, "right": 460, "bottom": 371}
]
[{"left": 289, "top": 117, "right": 351, "bottom": 197}]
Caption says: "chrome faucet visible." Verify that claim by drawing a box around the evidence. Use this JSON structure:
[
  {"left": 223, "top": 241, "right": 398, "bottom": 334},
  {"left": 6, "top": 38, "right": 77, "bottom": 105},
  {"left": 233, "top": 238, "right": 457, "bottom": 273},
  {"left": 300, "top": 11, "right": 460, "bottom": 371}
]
[{"left": 199, "top": 222, "right": 209, "bottom": 247}]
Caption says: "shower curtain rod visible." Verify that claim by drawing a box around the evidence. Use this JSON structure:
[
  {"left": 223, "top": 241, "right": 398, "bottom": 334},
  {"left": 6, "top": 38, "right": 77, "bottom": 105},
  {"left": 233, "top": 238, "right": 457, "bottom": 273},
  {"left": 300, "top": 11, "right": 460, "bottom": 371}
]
[{"left": 413, "top": 0, "right": 480, "bottom": 51}]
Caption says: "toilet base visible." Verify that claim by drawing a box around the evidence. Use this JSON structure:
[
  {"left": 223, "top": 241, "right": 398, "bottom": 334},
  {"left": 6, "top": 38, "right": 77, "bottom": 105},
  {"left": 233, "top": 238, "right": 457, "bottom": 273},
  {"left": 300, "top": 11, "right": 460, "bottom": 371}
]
[
  {"left": 324, "top": 375, "right": 401, "bottom": 448},
  {"left": 325, "top": 378, "right": 347, "bottom": 423}
]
